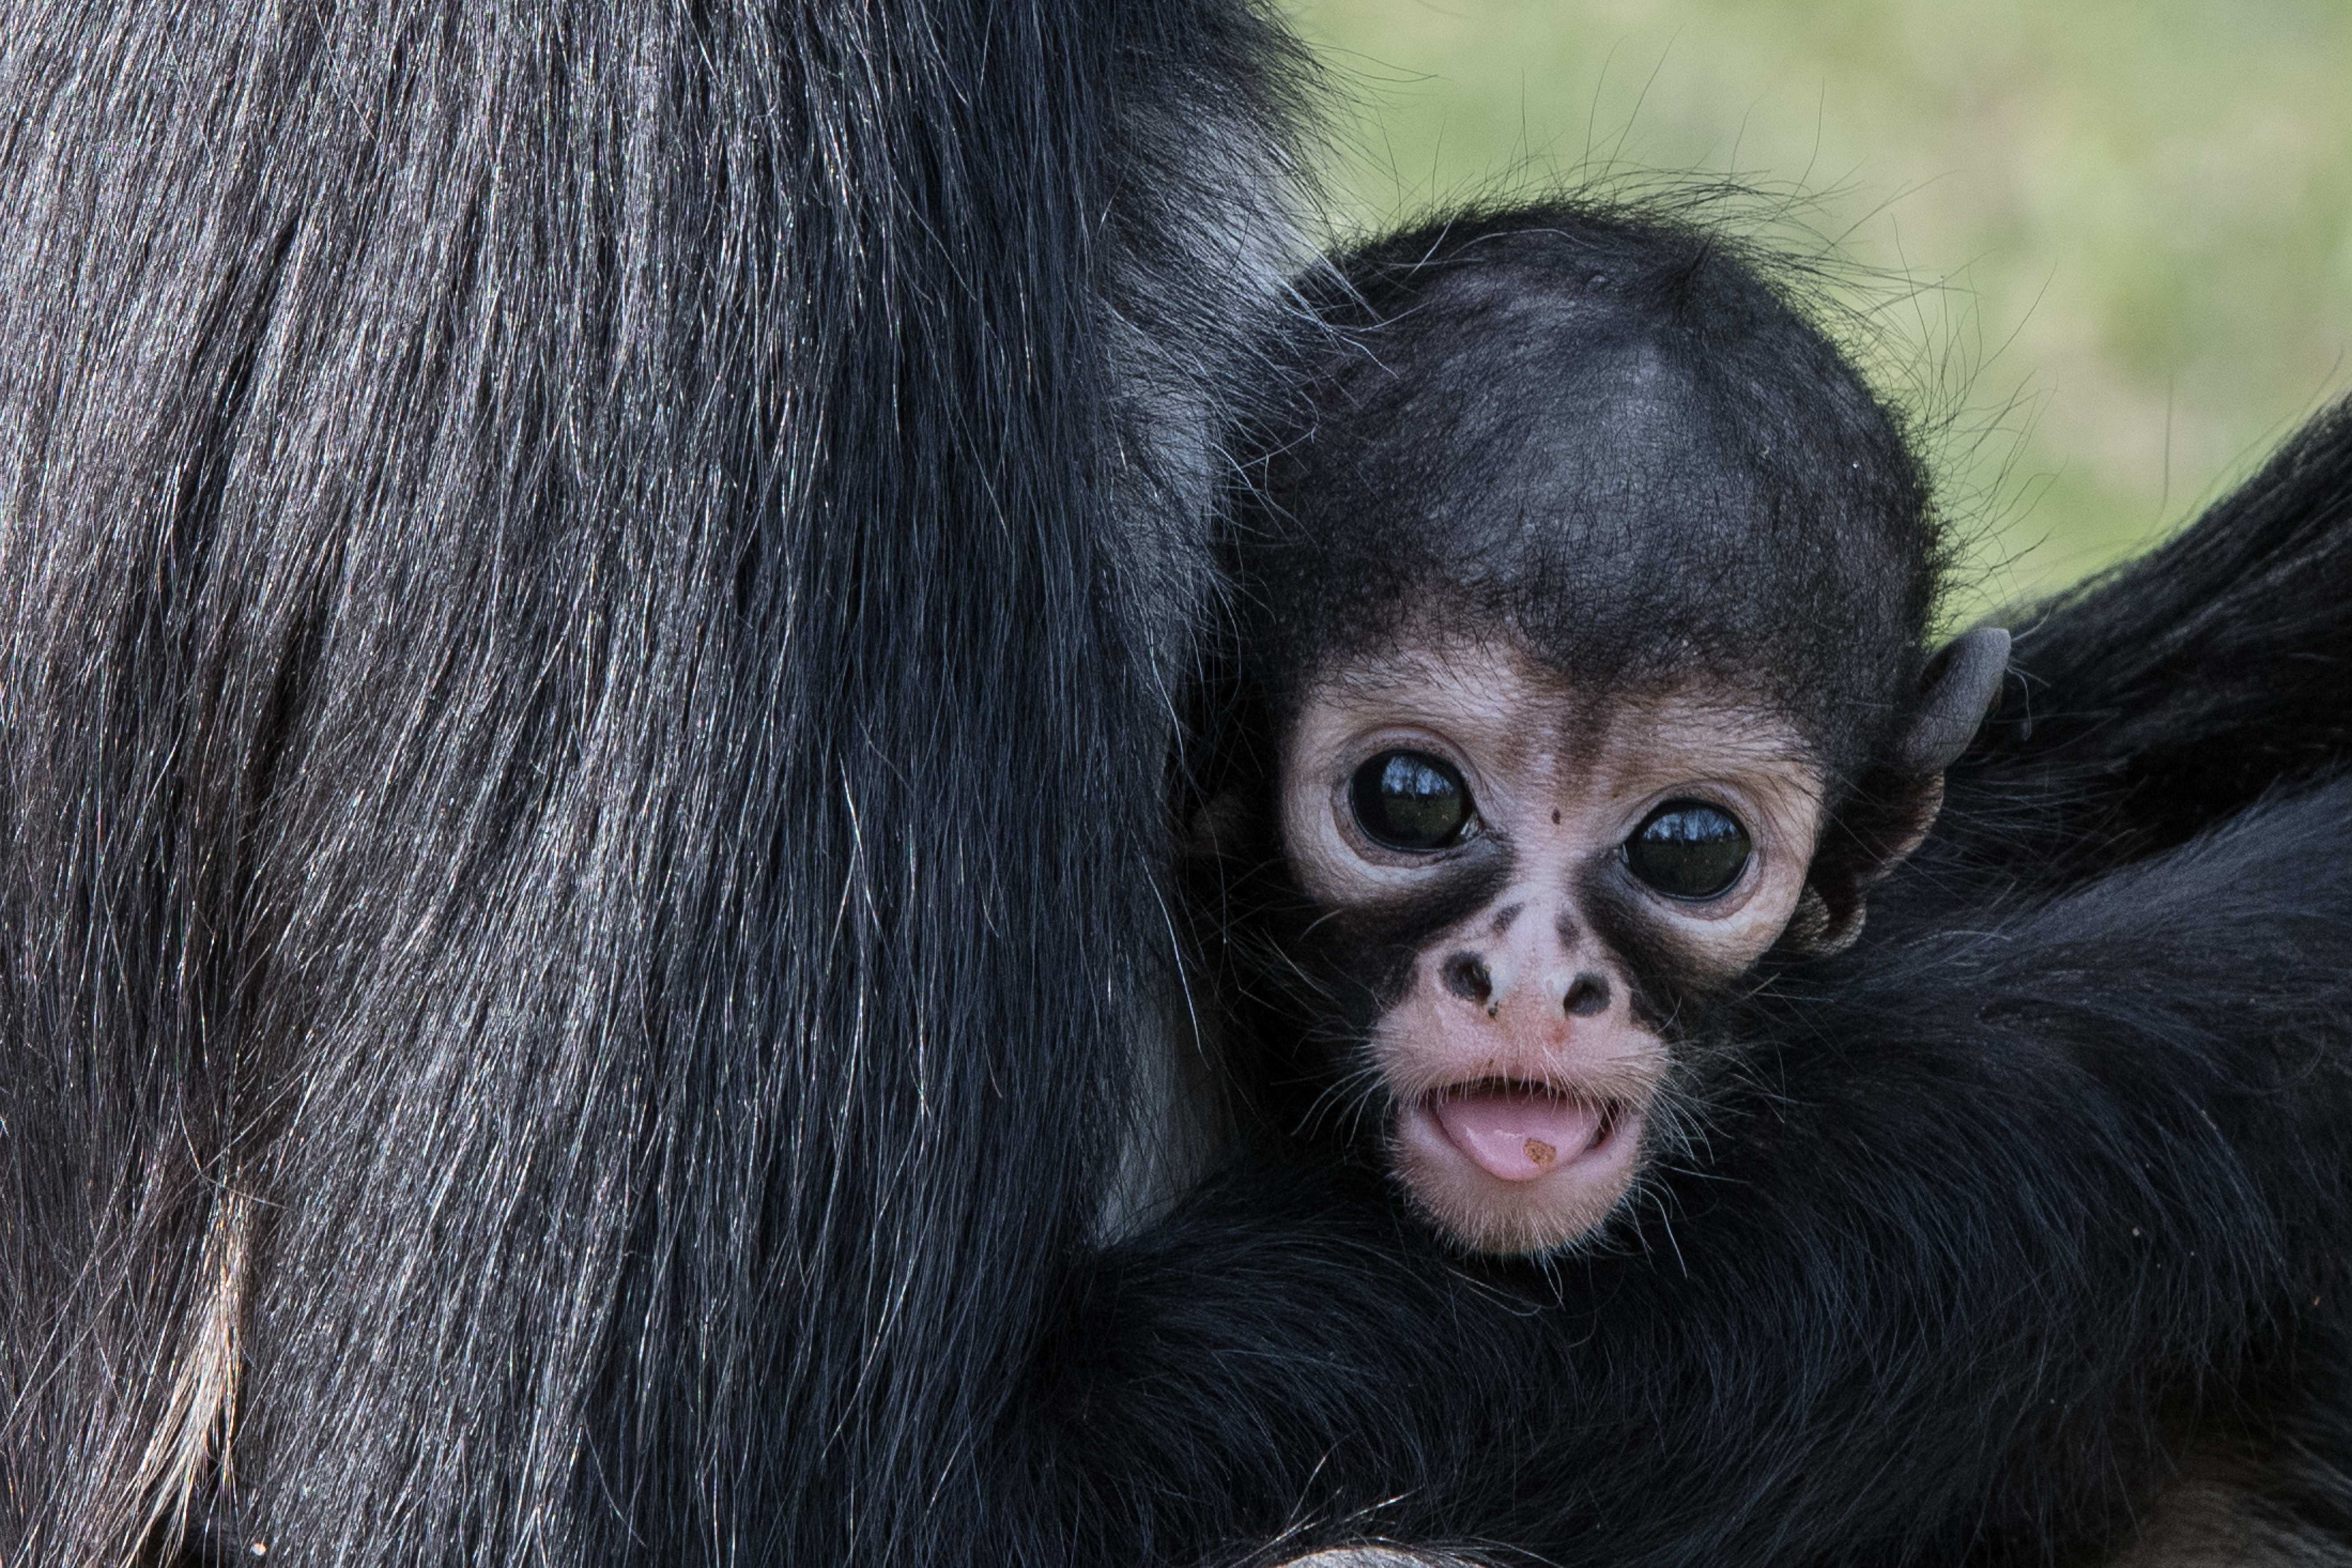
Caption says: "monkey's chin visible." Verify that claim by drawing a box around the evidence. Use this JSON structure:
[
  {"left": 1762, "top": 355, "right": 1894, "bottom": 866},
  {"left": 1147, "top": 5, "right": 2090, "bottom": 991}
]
[{"left": 1390, "top": 1088, "right": 1644, "bottom": 1256}]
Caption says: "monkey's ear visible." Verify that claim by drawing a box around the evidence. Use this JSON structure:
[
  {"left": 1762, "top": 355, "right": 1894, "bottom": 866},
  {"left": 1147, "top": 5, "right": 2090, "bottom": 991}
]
[
  {"left": 1866, "top": 624, "right": 2013, "bottom": 875},
  {"left": 1897, "top": 625, "right": 2011, "bottom": 775},
  {"left": 1781, "top": 628, "right": 2012, "bottom": 959}
]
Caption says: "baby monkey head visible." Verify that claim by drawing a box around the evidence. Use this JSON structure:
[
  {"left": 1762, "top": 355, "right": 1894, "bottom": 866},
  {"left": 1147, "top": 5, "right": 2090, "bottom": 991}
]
[
  {"left": 1218, "top": 202, "right": 2008, "bottom": 1257},
  {"left": 1271, "top": 631, "right": 2000, "bottom": 1256}
]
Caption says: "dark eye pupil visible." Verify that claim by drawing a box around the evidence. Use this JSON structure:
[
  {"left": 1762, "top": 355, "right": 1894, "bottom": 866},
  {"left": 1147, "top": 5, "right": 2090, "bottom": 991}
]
[
  {"left": 1624, "top": 801, "right": 1751, "bottom": 900},
  {"left": 1350, "top": 750, "right": 1472, "bottom": 852}
]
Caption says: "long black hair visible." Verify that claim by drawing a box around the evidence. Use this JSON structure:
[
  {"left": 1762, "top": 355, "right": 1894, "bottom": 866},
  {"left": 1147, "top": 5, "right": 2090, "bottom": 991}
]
[{"left": 0, "top": 3, "right": 1308, "bottom": 1561}]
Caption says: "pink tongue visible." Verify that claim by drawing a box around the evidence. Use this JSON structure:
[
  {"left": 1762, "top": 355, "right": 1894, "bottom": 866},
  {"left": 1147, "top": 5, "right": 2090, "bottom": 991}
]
[{"left": 1432, "top": 1089, "right": 1605, "bottom": 1182}]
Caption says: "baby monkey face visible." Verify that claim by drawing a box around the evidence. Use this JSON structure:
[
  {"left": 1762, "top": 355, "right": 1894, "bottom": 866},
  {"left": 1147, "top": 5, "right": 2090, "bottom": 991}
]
[{"left": 1278, "top": 637, "right": 1827, "bottom": 1256}]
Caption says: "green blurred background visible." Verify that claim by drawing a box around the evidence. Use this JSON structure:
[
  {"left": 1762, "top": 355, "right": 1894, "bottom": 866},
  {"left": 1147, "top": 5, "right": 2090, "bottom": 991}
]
[{"left": 1283, "top": 0, "right": 2352, "bottom": 617}]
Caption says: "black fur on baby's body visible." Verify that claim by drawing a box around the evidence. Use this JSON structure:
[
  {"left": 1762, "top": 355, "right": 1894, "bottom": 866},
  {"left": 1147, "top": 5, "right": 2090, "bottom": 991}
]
[
  {"left": 6, "top": 2, "right": 2352, "bottom": 1563},
  {"left": 1082, "top": 785, "right": 2352, "bottom": 1567},
  {"left": 1157, "top": 204, "right": 2352, "bottom": 1566}
]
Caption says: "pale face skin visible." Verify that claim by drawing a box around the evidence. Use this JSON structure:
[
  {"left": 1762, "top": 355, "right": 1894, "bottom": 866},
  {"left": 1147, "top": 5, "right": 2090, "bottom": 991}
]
[{"left": 1278, "top": 636, "right": 1828, "bottom": 1256}]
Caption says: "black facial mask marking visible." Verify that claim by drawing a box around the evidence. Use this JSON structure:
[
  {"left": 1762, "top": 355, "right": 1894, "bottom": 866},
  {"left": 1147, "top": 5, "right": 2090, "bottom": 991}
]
[{"left": 1286, "top": 844, "right": 1515, "bottom": 1030}]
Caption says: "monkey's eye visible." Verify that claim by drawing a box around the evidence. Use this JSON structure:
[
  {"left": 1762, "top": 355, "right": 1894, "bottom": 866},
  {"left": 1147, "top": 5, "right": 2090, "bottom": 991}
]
[
  {"left": 1623, "top": 800, "right": 1751, "bottom": 901},
  {"left": 1349, "top": 750, "right": 1474, "bottom": 852}
]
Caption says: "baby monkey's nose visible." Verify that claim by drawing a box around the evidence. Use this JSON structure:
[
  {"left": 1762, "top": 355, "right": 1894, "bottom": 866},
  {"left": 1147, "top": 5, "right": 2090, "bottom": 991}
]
[
  {"left": 1440, "top": 951, "right": 1494, "bottom": 1005},
  {"left": 1559, "top": 972, "right": 1611, "bottom": 1017},
  {"left": 1440, "top": 947, "right": 1612, "bottom": 1022}
]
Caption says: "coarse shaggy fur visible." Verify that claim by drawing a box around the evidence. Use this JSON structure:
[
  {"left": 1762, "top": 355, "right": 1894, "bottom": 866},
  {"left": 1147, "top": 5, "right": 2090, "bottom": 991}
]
[{"left": 0, "top": 1, "right": 1314, "bottom": 1562}]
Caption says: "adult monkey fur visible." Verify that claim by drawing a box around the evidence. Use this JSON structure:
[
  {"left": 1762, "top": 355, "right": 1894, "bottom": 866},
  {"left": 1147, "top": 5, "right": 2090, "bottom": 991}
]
[
  {"left": 2, "top": 1, "right": 2352, "bottom": 1566},
  {"left": 0, "top": 0, "right": 1317, "bottom": 1561}
]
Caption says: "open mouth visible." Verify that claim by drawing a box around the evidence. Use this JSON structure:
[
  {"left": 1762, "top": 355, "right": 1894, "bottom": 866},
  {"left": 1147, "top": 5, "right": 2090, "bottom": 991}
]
[{"left": 1416, "top": 1077, "right": 1630, "bottom": 1183}]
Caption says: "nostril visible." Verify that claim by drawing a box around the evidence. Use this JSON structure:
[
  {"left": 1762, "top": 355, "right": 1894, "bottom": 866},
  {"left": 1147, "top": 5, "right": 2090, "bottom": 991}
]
[
  {"left": 1441, "top": 952, "right": 1493, "bottom": 1004},
  {"left": 1563, "top": 972, "right": 1610, "bottom": 1017}
]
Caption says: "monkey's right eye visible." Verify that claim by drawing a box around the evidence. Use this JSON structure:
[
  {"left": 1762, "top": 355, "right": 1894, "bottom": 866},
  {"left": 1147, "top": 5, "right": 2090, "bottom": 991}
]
[{"left": 1349, "top": 750, "right": 1474, "bottom": 852}]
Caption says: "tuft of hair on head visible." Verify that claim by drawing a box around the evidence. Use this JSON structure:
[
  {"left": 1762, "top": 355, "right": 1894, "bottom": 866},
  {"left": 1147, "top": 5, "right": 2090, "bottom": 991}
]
[{"left": 1232, "top": 195, "right": 1952, "bottom": 794}]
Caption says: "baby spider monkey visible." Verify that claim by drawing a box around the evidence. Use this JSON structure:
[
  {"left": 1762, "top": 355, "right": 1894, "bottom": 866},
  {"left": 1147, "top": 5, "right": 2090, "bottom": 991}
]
[{"left": 1191, "top": 201, "right": 2008, "bottom": 1256}]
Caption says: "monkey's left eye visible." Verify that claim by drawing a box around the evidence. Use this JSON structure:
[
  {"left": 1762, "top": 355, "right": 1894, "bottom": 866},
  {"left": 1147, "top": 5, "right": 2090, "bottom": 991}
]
[
  {"left": 1624, "top": 800, "right": 1751, "bottom": 901},
  {"left": 1349, "top": 750, "right": 1474, "bottom": 852}
]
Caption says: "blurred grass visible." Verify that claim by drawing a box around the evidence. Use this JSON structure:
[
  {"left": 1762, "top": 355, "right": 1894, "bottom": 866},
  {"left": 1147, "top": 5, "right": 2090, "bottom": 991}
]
[{"left": 1283, "top": 0, "right": 2352, "bottom": 618}]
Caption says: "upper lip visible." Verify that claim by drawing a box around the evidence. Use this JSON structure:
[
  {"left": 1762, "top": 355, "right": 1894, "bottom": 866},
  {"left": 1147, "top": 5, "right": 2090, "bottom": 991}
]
[{"left": 1420, "top": 1075, "right": 1624, "bottom": 1123}]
